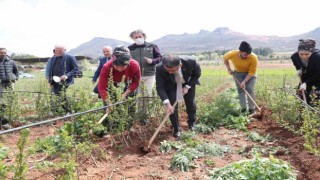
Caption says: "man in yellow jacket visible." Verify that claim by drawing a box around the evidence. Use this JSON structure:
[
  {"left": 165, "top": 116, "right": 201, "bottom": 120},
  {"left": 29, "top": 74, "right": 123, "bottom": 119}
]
[{"left": 223, "top": 41, "right": 258, "bottom": 115}]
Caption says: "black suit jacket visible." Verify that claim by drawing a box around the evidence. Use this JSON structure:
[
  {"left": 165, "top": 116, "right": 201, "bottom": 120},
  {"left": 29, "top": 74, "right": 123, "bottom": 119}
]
[{"left": 156, "top": 57, "right": 201, "bottom": 101}]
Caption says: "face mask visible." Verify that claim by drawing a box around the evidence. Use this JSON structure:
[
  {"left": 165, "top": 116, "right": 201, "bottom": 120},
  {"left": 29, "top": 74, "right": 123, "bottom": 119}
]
[{"left": 134, "top": 38, "right": 144, "bottom": 45}]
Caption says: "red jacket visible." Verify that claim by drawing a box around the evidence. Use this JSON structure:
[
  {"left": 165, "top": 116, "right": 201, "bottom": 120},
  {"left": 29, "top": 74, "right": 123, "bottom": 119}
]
[{"left": 98, "top": 58, "right": 141, "bottom": 100}]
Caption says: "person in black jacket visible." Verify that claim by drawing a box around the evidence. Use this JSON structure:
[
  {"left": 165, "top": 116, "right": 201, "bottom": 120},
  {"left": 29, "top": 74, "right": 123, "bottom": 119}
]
[
  {"left": 92, "top": 46, "right": 113, "bottom": 95},
  {"left": 0, "top": 48, "right": 19, "bottom": 98},
  {"left": 46, "top": 45, "right": 78, "bottom": 113},
  {"left": 156, "top": 54, "right": 201, "bottom": 138},
  {"left": 291, "top": 39, "right": 320, "bottom": 105}
]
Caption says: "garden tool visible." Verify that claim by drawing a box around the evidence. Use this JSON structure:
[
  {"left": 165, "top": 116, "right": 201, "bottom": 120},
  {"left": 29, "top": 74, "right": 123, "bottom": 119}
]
[
  {"left": 299, "top": 75, "right": 307, "bottom": 104},
  {"left": 142, "top": 101, "right": 178, "bottom": 152},
  {"left": 98, "top": 101, "right": 112, "bottom": 124},
  {"left": 233, "top": 75, "right": 264, "bottom": 119},
  {"left": 98, "top": 112, "right": 109, "bottom": 124}
]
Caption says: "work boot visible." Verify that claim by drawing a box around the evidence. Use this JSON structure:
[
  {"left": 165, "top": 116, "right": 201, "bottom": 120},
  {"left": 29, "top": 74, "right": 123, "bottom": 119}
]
[
  {"left": 241, "top": 108, "right": 247, "bottom": 113},
  {"left": 249, "top": 109, "right": 255, "bottom": 115},
  {"left": 188, "top": 123, "right": 194, "bottom": 131},
  {"left": 173, "top": 131, "right": 181, "bottom": 138}
]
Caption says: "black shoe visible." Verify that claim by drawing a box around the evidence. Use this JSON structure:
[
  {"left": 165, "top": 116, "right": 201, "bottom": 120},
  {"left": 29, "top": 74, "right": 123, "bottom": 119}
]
[
  {"left": 140, "top": 119, "right": 149, "bottom": 126},
  {"left": 188, "top": 124, "right": 194, "bottom": 131},
  {"left": 241, "top": 109, "right": 247, "bottom": 113},
  {"left": 0, "top": 118, "right": 8, "bottom": 125},
  {"left": 173, "top": 131, "right": 181, "bottom": 138},
  {"left": 249, "top": 109, "right": 255, "bottom": 115}
]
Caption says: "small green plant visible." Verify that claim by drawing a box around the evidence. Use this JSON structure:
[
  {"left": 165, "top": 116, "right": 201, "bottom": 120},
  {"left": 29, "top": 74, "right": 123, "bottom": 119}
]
[
  {"left": 208, "top": 155, "right": 297, "bottom": 179},
  {"left": 179, "top": 131, "right": 196, "bottom": 140},
  {"left": 14, "top": 128, "right": 30, "bottom": 180},
  {"left": 198, "top": 89, "right": 251, "bottom": 131},
  {"left": 170, "top": 148, "right": 199, "bottom": 172},
  {"left": 301, "top": 108, "right": 320, "bottom": 155},
  {"left": 159, "top": 140, "right": 184, "bottom": 153},
  {"left": 194, "top": 123, "right": 214, "bottom": 134},
  {"left": 204, "top": 159, "right": 215, "bottom": 167},
  {"left": 0, "top": 144, "right": 10, "bottom": 179},
  {"left": 246, "top": 131, "right": 272, "bottom": 143},
  {"left": 238, "top": 145, "right": 289, "bottom": 157},
  {"left": 196, "top": 143, "right": 232, "bottom": 158}
]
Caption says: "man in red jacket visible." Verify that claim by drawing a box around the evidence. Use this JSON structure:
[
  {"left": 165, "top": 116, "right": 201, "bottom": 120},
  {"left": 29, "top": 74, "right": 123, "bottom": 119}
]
[{"left": 98, "top": 49, "right": 141, "bottom": 112}]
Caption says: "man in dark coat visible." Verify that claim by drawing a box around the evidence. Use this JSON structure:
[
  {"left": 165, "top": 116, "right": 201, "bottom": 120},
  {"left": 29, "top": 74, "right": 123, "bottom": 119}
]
[
  {"left": 92, "top": 46, "right": 113, "bottom": 94},
  {"left": 0, "top": 47, "right": 19, "bottom": 98},
  {"left": 0, "top": 47, "right": 18, "bottom": 125},
  {"left": 156, "top": 54, "right": 201, "bottom": 138},
  {"left": 46, "top": 45, "right": 78, "bottom": 113}
]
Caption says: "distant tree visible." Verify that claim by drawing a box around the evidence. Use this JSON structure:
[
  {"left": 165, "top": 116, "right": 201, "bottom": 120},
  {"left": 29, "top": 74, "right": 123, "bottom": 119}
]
[
  {"left": 214, "top": 49, "right": 231, "bottom": 56},
  {"left": 252, "top": 47, "right": 273, "bottom": 56},
  {"left": 11, "top": 53, "right": 38, "bottom": 59}
]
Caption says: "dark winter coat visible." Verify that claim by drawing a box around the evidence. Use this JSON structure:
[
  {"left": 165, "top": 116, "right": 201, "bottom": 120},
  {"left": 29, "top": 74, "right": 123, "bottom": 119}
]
[
  {"left": 291, "top": 50, "right": 320, "bottom": 92},
  {"left": 0, "top": 56, "right": 19, "bottom": 82}
]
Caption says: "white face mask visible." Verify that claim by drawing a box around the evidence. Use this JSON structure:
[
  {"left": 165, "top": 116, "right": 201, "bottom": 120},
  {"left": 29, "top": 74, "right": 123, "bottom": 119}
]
[{"left": 134, "top": 38, "right": 144, "bottom": 45}]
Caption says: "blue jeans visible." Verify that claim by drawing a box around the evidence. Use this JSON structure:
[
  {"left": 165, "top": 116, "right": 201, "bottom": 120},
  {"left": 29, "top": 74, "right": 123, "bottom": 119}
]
[{"left": 233, "top": 71, "right": 257, "bottom": 111}]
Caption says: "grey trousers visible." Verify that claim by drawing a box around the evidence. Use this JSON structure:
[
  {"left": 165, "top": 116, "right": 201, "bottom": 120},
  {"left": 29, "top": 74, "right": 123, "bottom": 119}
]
[{"left": 233, "top": 71, "right": 257, "bottom": 111}]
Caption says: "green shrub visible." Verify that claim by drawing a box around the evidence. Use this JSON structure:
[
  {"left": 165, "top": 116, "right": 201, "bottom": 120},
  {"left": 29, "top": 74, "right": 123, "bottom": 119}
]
[{"left": 208, "top": 155, "right": 297, "bottom": 180}]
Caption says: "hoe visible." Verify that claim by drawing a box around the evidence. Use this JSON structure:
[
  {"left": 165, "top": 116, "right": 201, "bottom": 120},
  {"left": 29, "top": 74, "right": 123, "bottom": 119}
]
[
  {"left": 233, "top": 75, "right": 264, "bottom": 119},
  {"left": 142, "top": 101, "right": 178, "bottom": 152}
]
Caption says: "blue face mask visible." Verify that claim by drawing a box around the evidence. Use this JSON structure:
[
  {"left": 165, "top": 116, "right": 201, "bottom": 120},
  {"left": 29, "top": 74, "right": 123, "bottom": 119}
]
[{"left": 134, "top": 38, "right": 144, "bottom": 45}]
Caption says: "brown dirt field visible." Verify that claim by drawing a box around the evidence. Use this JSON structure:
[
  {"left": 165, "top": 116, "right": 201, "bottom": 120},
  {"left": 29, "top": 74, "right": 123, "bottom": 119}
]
[
  {"left": 2, "top": 89, "right": 320, "bottom": 180},
  {"left": 248, "top": 112, "right": 320, "bottom": 180},
  {"left": 2, "top": 108, "right": 320, "bottom": 179},
  {"left": 258, "top": 63, "right": 294, "bottom": 69}
]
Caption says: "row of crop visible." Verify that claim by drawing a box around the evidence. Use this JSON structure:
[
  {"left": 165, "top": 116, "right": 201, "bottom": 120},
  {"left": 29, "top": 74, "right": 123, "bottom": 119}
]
[{"left": 255, "top": 71, "right": 320, "bottom": 156}]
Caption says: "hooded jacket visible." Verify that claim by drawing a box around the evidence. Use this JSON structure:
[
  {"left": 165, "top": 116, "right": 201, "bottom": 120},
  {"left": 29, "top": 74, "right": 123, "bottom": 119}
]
[{"left": 0, "top": 56, "right": 19, "bottom": 82}]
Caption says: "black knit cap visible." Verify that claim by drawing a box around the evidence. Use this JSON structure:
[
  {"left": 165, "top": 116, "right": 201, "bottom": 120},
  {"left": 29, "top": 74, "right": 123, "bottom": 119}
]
[
  {"left": 113, "top": 46, "right": 130, "bottom": 57},
  {"left": 113, "top": 54, "right": 130, "bottom": 66},
  {"left": 239, "top": 41, "right": 252, "bottom": 54}
]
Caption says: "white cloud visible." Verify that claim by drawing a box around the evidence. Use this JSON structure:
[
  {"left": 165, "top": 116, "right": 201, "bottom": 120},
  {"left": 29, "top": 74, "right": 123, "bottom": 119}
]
[{"left": 0, "top": 0, "right": 319, "bottom": 56}]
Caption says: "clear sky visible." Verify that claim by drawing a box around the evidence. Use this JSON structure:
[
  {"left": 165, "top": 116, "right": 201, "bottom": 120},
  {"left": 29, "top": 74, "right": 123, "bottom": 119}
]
[{"left": 1, "top": 0, "right": 319, "bottom": 57}]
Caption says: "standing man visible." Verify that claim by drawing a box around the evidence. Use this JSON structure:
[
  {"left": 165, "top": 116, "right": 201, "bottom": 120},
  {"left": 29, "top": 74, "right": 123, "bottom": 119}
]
[
  {"left": 46, "top": 49, "right": 56, "bottom": 80},
  {"left": 223, "top": 41, "right": 258, "bottom": 115},
  {"left": 92, "top": 46, "right": 113, "bottom": 94},
  {"left": 0, "top": 48, "right": 18, "bottom": 125},
  {"left": 156, "top": 54, "right": 201, "bottom": 138},
  {"left": 0, "top": 48, "right": 19, "bottom": 98},
  {"left": 128, "top": 29, "right": 162, "bottom": 122},
  {"left": 46, "top": 45, "right": 78, "bottom": 112}
]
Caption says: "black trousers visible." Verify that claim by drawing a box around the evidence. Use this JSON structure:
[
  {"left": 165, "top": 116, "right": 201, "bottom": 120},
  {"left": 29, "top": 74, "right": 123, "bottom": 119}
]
[
  {"left": 51, "top": 81, "right": 70, "bottom": 113},
  {"left": 0, "top": 81, "right": 13, "bottom": 98},
  {"left": 167, "top": 85, "right": 196, "bottom": 133}
]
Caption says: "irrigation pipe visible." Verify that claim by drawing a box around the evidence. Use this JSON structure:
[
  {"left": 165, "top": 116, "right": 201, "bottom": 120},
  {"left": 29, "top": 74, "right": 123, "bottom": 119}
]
[{"left": 0, "top": 96, "right": 156, "bottom": 135}]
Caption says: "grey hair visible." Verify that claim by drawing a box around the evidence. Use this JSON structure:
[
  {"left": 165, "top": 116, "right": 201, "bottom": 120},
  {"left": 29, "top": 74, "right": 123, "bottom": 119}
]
[
  {"left": 102, "top": 46, "right": 113, "bottom": 51},
  {"left": 129, "top": 29, "right": 147, "bottom": 40},
  {"left": 162, "top": 54, "right": 181, "bottom": 68},
  {"left": 0, "top": 48, "right": 7, "bottom": 51},
  {"left": 54, "top": 44, "right": 66, "bottom": 50}
]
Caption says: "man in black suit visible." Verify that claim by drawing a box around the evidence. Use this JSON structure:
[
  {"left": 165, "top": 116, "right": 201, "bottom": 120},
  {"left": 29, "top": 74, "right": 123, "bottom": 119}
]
[{"left": 156, "top": 54, "right": 201, "bottom": 138}]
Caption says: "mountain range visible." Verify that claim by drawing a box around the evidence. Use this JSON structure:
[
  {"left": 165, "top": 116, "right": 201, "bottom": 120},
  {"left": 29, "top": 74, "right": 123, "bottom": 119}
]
[{"left": 68, "top": 27, "right": 320, "bottom": 58}]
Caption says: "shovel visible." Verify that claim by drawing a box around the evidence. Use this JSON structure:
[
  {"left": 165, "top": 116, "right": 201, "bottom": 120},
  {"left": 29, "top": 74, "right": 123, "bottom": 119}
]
[
  {"left": 142, "top": 101, "right": 178, "bottom": 152},
  {"left": 233, "top": 75, "right": 264, "bottom": 119}
]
